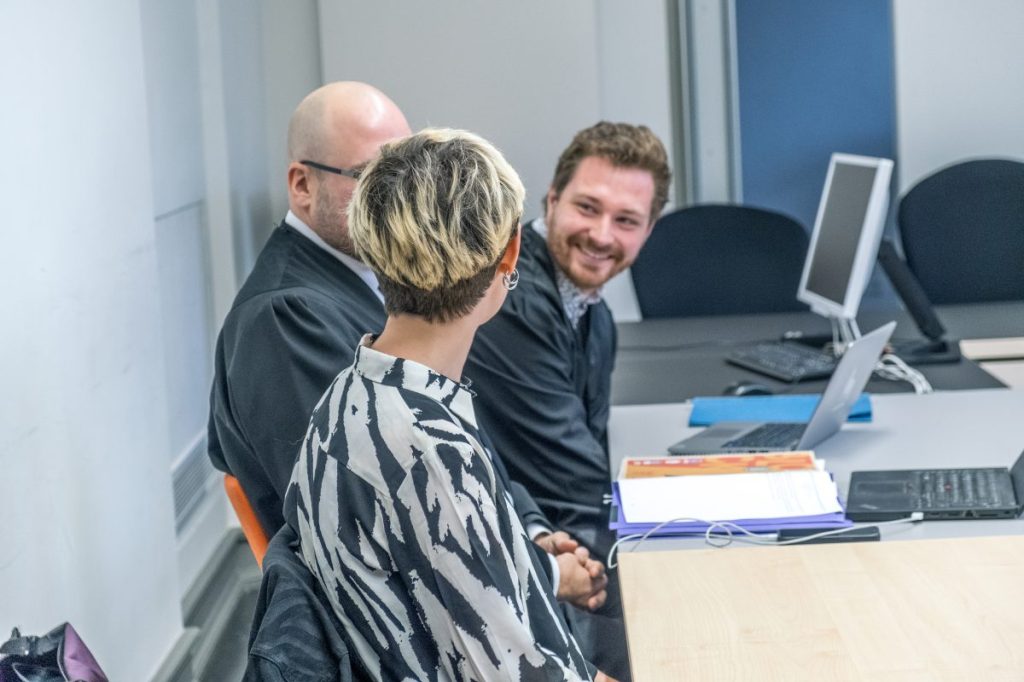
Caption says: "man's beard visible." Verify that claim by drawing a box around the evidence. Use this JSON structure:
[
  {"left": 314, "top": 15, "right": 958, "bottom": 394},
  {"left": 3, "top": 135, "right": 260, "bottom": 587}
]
[
  {"left": 545, "top": 213, "right": 622, "bottom": 293},
  {"left": 312, "top": 190, "right": 356, "bottom": 256}
]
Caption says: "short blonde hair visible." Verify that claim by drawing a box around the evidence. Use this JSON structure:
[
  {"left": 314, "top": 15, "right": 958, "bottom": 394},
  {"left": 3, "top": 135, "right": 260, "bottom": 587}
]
[{"left": 348, "top": 128, "right": 524, "bottom": 321}]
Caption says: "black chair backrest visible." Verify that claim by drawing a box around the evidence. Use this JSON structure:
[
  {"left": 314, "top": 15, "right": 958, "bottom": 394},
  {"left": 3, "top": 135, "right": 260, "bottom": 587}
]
[
  {"left": 245, "top": 525, "right": 364, "bottom": 681},
  {"left": 631, "top": 204, "right": 809, "bottom": 318},
  {"left": 898, "top": 158, "right": 1024, "bottom": 304}
]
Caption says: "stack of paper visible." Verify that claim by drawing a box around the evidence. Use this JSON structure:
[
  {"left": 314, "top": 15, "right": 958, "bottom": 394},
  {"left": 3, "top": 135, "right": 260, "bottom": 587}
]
[{"left": 611, "top": 453, "right": 850, "bottom": 535}]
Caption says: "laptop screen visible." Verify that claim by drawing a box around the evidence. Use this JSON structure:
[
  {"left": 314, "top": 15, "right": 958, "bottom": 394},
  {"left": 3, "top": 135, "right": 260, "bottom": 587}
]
[{"left": 1011, "top": 450, "right": 1024, "bottom": 510}]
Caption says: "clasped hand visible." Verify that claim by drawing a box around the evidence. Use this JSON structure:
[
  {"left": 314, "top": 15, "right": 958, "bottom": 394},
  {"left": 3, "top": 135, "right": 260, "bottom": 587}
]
[{"left": 534, "top": 531, "right": 608, "bottom": 612}]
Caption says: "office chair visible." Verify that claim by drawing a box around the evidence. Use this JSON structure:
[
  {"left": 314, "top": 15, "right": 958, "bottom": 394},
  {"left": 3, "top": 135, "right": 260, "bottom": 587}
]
[
  {"left": 897, "top": 158, "right": 1024, "bottom": 304},
  {"left": 246, "top": 524, "right": 362, "bottom": 681},
  {"left": 224, "top": 474, "right": 270, "bottom": 568},
  {"left": 631, "top": 204, "right": 809, "bottom": 318}
]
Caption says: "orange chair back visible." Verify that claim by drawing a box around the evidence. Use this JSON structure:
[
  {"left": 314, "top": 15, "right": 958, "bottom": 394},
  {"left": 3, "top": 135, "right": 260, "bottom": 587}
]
[{"left": 224, "top": 474, "right": 270, "bottom": 568}]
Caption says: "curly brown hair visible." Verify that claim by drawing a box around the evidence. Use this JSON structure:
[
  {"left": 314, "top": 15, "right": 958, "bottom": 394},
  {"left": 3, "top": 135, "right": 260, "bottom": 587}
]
[{"left": 548, "top": 122, "right": 671, "bottom": 221}]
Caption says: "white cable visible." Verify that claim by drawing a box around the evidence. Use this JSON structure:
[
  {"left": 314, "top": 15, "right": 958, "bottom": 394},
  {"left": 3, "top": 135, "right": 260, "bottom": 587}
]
[
  {"left": 819, "top": 323, "right": 931, "bottom": 394},
  {"left": 606, "top": 512, "right": 925, "bottom": 569},
  {"left": 875, "top": 353, "right": 933, "bottom": 394}
]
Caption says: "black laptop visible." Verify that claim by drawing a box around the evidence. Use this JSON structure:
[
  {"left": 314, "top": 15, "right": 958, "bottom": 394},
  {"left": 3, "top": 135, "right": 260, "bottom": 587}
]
[{"left": 846, "top": 450, "right": 1024, "bottom": 521}]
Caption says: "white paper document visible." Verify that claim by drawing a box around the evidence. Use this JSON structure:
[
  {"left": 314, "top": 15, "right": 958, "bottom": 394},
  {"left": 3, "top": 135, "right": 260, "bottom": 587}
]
[{"left": 617, "top": 470, "right": 843, "bottom": 523}]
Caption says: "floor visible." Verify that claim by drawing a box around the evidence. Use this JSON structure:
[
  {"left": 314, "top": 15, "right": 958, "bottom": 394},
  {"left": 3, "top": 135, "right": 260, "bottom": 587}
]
[
  {"left": 183, "top": 531, "right": 261, "bottom": 681},
  {"left": 197, "top": 591, "right": 257, "bottom": 681}
]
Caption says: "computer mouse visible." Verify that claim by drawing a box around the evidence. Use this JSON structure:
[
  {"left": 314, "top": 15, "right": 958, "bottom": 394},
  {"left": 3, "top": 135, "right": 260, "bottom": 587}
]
[{"left": 723, "top": 380, "right": 775, "bottom": 397}]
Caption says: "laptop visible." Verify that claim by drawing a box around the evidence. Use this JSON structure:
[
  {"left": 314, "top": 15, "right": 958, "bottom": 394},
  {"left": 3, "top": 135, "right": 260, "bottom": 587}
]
[
  {"left": 846, "top": 450, "right": 1024, "bottom": 521},
  {"left": 668, "top": 321, "right": 895, "bottom": 455}
]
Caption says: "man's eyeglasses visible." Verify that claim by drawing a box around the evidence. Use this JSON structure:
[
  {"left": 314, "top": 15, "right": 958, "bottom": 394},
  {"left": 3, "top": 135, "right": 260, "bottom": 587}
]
[{"left": 300, "top": 159, "right": 362, "bottom": 179}]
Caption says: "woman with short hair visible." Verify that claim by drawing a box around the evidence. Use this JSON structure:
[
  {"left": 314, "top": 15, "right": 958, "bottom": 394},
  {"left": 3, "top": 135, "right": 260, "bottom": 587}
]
[{"left": 287, "top": 129, "right": 591, "bottom": 681}]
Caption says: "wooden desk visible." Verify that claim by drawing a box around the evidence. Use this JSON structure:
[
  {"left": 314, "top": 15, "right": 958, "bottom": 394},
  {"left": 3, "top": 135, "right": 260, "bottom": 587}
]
[
  {"left": 619, "top": 534, "right": 1024, "bottom": 681},
  {"left": 960, "top": 336, "right": 1024, "bottom": 388}
]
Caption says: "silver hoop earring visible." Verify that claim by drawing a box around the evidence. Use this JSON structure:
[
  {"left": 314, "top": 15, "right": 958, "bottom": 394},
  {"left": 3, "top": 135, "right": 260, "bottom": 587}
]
[{"left": 502, "top": 268, "right": 520, "bottom": 291}]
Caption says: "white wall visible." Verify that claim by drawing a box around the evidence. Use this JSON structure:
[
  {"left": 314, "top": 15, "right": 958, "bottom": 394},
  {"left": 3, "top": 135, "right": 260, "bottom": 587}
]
[
  {"left": 0, "top": 3, "right": 184, "bottom": 679},
  {"left": 892, "top": 0, "right": 1024, "bottom": 191}
]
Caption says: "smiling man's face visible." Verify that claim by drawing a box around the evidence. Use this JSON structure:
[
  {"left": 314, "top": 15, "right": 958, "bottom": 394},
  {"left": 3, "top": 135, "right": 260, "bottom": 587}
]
[{"left": 544, "top": 155, "right": 656, "bottom": 294}]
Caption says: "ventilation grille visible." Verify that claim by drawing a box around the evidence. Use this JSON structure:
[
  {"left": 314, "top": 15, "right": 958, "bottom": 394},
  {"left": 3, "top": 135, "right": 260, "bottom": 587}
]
[{"left": 172, "top": 432, "right": 217, "bottom": 534}]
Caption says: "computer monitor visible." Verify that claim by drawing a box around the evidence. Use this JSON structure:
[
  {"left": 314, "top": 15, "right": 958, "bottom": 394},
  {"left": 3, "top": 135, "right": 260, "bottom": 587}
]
[{"left": 797, "top": 153, "right": 894, "bottom": 322}]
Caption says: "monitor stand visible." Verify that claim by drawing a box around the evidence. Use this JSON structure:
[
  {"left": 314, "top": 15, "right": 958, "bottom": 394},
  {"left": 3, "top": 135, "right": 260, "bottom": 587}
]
[
  {"left": 790, "top": 316, "right": 961, "bottom": 365},
  {"left": 888, "top": 338, "right": 961, "bottom": 365},
  {"left": 876, "top": 239, "right": 962, "bottom": 366},
  {"left": 785, "top": 316, "right": 859, "bottom": 357}
]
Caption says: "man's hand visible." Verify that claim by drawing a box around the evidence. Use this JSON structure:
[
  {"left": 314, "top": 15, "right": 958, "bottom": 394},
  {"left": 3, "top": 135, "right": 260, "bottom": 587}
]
[
  {"left": 555, "top": 548, "right": 608, "bottom": 611},
  {"left": 594, "top": 671, "right": 620, "bottom": 682},
  {"left": 533, "top": 529, "right": 579, "bottom": 556}
]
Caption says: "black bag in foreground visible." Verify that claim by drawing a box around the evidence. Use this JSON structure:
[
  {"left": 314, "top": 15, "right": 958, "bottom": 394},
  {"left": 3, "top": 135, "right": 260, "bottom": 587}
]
[{"left": 0, "top": 623, "right": 108, "bottom": 682}]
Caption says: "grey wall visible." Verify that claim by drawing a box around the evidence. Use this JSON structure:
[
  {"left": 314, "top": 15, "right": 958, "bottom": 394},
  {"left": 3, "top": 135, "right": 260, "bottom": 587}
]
[
  {"left": 318, "top": 0, "right": 601, "bottom": 213},
  {"left": 892, "top": 0, "right": 1024, "bottom": 191},
  {"left": 139, "top": 0, "right": 224, "bottom": 594},
  {"left": 262, "top": 0, "right": 323, "bottom": 223},
  {"left": 316, "top": 0, "right": 674, "bottom": 320},
  {"left": 218, "top": 0, "right": 276, "bottom": 281}
]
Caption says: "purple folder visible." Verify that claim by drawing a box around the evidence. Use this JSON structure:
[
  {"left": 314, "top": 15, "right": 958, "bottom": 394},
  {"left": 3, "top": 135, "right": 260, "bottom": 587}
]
[{"left": 609, "top": 483, "right": 852, "bottom": 536}]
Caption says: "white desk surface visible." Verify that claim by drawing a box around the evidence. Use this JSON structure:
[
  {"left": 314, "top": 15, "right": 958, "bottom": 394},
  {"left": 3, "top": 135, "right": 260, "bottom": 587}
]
[{"left": 609, "top": 388, "right": 1024, "bottom": 546}]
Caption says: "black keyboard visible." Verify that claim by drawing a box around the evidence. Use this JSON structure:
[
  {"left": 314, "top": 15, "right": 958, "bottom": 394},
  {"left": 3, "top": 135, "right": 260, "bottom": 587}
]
[
  {"left": 723, "top": 422, "right": 805, "bottom": 449},
  {"left": 727, "top": 342, "right": 838, "bottom": 382},
  {"left": 917, "top": 469, "right": 1009, "bottom": 508}
]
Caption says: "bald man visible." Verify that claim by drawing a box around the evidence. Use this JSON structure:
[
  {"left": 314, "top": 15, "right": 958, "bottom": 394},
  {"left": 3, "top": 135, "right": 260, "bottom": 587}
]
[
  {"left": 207, "top": 85, "right": 601, "bottom": 600},
  {"left": 208, "top": 82, "right": 411, "bottom": 535}
]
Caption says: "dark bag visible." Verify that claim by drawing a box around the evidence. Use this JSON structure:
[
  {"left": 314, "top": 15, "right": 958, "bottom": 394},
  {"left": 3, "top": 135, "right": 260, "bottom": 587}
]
[{"left": 0, "top": 623, "right": 108, "bottom": 682}]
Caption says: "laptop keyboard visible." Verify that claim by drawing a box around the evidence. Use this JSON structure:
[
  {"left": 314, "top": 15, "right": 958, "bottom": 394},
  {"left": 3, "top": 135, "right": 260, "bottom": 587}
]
[
  {"left": 727, "top": 342, "right": 838, "bottom": 382},
  {"left": 918, "top": 469, "right": 1008, "bottom": 508},
  {"left": 723, "top": 422, "right": 805, "bottom": 449}
]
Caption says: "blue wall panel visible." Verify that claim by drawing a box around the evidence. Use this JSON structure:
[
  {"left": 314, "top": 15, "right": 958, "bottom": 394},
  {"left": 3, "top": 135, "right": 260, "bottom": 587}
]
[{"left": 735, "top": 0, "right": 895, "bottom": 231}]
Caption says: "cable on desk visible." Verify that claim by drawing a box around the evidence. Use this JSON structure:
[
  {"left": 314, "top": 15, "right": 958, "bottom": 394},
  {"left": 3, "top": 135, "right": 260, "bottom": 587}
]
[
  {"left": 875, "top": 353, "right": 933, "bottom": 394},
  {"left": 791, "top": 336, "right": 933, "bottom": 394},
  {"left": 606, "top": 513, "right": 925, "bottom": 569}
]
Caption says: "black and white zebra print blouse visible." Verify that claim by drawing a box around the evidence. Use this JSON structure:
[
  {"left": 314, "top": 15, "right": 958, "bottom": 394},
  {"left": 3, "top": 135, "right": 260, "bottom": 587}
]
[{"left": 288, "top": 336, "right": 591, "bottom": 681}]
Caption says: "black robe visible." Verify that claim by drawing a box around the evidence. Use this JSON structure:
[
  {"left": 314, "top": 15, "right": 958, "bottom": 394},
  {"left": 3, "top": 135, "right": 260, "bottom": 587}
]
[
  {"left": 208, "top": 221, "right": 551, "bottom": 537},
  {"left": 467, "top": 222, "right": 617, "bottom": 555},
  {"left": 208, "top": 222, "right": 385, "bottom": 534}
]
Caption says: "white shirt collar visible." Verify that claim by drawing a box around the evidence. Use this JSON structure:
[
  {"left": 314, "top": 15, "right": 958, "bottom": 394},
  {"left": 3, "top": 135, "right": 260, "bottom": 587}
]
[{"left": 284, "top": 210, "right": 383, "bottom": 302}]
